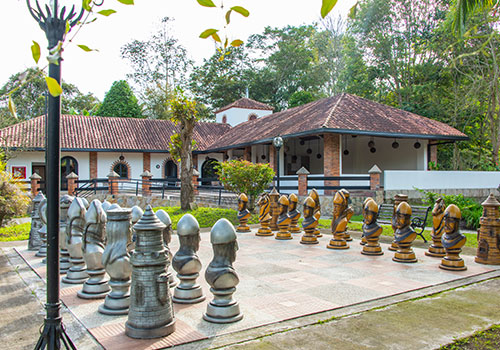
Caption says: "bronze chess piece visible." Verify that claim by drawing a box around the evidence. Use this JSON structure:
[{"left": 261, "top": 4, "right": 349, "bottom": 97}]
[
  {"left": 361, "top": 199, "right": 383, "bottom": 255},
  {"left": 236, "top": 193, "right": 251, "bottom": 232},
  {"left": 300, "top": 197, "right": 319, "bottom": 245},
  {"left": 269, "top": 187, "right": 280, "bottom": 231},
  {"left": 327, "top": 190, "right": 350, "bottom": 250},
  {"left": 275, "top": 195, "right": 292, "bottom": 240},
  {"left": 426, "top": 197, "right": 446, "bottom": 257},
  {"left": 475, "top": 194, "right": 500, "bottom": 265},
  {"left": 339, "top": 189, "right": 354, "bottom": 241},
  {"left": 360, "top": 197, "right": 373, "bottom": 246},
  {"left": 392, "top": 202, "right": 417, "bottom": 263},
  {"left": 389, "top": 194, "right": 409, "bottom": 251},
  {"left": 288, "top": 193, "right": 301, "bottom": 234},
  {"left": 440, "top": 204, "right": 467, "bottom": 271},
  {"left": 256, "top": 193, "right": 273, "bottom": 236},
  {"left": 309, "top": 189, "right": 322, "bottom": 237}
]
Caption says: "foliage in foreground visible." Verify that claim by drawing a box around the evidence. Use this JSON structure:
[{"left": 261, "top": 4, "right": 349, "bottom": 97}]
[
  {"left": 0, "top": 223, "right": 30, "bottom": 242},
  {"left": 0, "top": 162, "right": 30, "bottom": 227},
  {"left": 439, "top": 324, "right": 500, "bottom": 350}
]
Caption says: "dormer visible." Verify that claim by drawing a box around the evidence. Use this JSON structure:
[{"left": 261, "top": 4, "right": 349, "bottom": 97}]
[{"left": 215, "top": 98, "right": 274, "bottom": 126}]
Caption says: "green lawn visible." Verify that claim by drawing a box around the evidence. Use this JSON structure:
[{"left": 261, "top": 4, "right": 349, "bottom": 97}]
[{"left": 0, "top": 223, "right": 31, "bottom": 242}]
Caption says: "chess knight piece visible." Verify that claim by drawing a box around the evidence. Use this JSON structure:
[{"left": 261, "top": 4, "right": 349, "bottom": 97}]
[
  {"left": 327, "top": 190, "right": 350, "bottom": 250},
  {"left": 389, "top": 194, "right": 408, "bottom": 251},
  {"left": 475, "top": 194, "right": 500, "bottom": 265},
  {"left": 393, "top": 202, "right": 417, "bottom": 263},
  {"left": 360, "top": 197, "right": 374, "bottom": 246},
  {"left": 99, "top": 208, "right": 133, "bottom": 315},
  {"left": 310, "top": 189, "right": 322, "bottom": 237},
  {"left": 78, "top": 200, "right": 110, "bottom": 299},
  {"left": 172, "top": 214, "right": 205, "bottom": 304},
  {"left": 426, "top": 197, "right": 446, "bottom": 257},
  {"left": 101, "top": 200, "right": 112, "bottom": 211},
  {"left": 300, "top": 197, "right": 319, "bottom": 245},
  {"left": 440, "top": 204, "right": 467, "bottom": 271},
  {"left": 156, "top": 209, "right": 177, "bottom": 288},
  {"left": 59, "top": 195, "right": 74, "bottom": 274},
  {"left": 288, "top": 193, "right": 301, "bottom": 233},
  {"left": 361, "top": 199, "right": 383, "bottom": 256},
  {"left": 256, "top": 193, "right": 273, "bottom": 236},
  {"left": 29, "top": 191, "right": 45, "bottom": 251},
  {"left": 339, "top": 189, "right": 354, "bottom": 241},
  {"left": 203, "top": 218, "right": 243, "bottom": 324},
  {"left": 125, "top": 206, "right": 176, "bottom": 339},
  {"left": 269, "top": 187, "right": 280, "bottom": 231},
  {"left": 275, "top": 195, "right": 292, "bottom": 240},
  {"left": 236, "top": 193, "right": 251, "bottom": 232}
]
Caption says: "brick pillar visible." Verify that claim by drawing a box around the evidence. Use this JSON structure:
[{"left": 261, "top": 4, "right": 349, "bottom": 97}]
[
  {"left": 141, "top": 170, "right": 152, "bottom": 196},
  {"left": 244, "top": 146, "right": 251, "bottom": 161},
  {"left": 269, "top": 145, "right": 276, "bottom": 171},
  {"left": 107, "top": 171, "right": 119, "bottom": 195},
  {"left": 368, "top": 165, "right": 382, "bottom": 190},
  {"left": 143, "top": 152, "right": 151, "bottom": 172},
  {"left": 192, "top": 168, "right": 199, "bottom": 195},
  {"left": 29, "top": 173, "right": 41, "bottom": 196},
  {"left": 296, "top": 167, "right": 310, "bottom": 196},
  {"left": 324, "top": 133, "right": 340, "bottom": 195},
  {"left": 66, "top": 172, "right": 79, "bottom": 196},
  {"left": 89, "top": 151, "right": 98, "bottom": 179},
  {"left": 429, "top": 142, "right": 438, "bottom": 168}
]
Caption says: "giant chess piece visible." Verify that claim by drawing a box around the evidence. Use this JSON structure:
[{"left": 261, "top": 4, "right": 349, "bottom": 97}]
[
  {"left": 129, "top": 205, "right": 143, "bottom": 251},
  {"left": 475, "top": 194, "right": 500, "bottom": 265},
  {"left": 310, "top": 189, "right": 322, "bottom": 237},
  {"left": 101, "top": 200, "right": 112, "bottom": 211},
  {"left": 393, "top": 202, "right": 417, "bottom": 263},
  {"left": 236, "top": 193, "right": 251, "bottom": 232},
  {"left": 78, "top": 200, "right": 110, "bottom": 299},
  {"left": 29, "top": 191, "right": 45, "bottom": 251},
  {"left": 99, "top": 208, "right": 133, "bottom": 315},
  {"left": 37, "top": 199, "right": 47, "bottom": 259},
  {"left": 288, "top": 193, "right": 301, "bottom": 234},
  {"left": 59, "top": 195, "right": 74, "bottom": 274},
  {"left": 362, "top": 199, "right": 383, "bottom": 256},
  {"left": 327, "top": 190, "right": 350, "bottom": 250},
  {"left": 300, "top": 197, "right": 319, "bottom": 245},
  {"left": 125, "top": 206, "right": 176, "bottom": 339},
  {"left": 203, "top": 218, "right": 243, "bottom": 324},
  {"left": 339, "top": 189, "right": 354, "bottom": 241},
  {"left": 440, "top": 204, "right": 467, "bottom": 271},
  {"left": 256, "top": 193, "right": 273, "bottom": 236},
  {"left": 389, "top": 194, "right": 408, "bottom": 251},
  {"left": 156, "top": 209, "right": 178, "bottom": 288},
  {"left": 62, "top": 198, "right": 89, "bottom": 284},
  {"left": 172, "top": 214, "right": 205, "bottom": 304},
  {"left": 269, "top": 187, "right": 280, "bottom": 231},
  {"left": 360, "top": 197, "right": 374, "bottom": 246},
  {"left": 426, "top": 197, "right": 446, "bottom": 257},
  {"left": 275, "top": 195, "right": 292, "bottom": 240}
]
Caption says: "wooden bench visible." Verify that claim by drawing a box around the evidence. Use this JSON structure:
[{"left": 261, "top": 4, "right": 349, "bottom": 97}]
[{"left": 377, "top": 203, "right": 431, "bottom": 243}]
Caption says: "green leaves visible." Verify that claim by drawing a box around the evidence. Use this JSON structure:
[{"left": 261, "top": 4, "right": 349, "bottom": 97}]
[
  {"left": 348, "top": 2, "right": 358, "bottom": 19},
  {"left": 82, "top": 0, "right": 92, "bottom": 11},
  {"left": 200, "top": 28, "right": 219, "bottom": 39},
  {"left": 231, "top": 6, "right": 250, "bottom": 17},
  {"left": 321, "top": 0, "right": 338, "bottom": 18},
  {"left": 77, "top": 44, "right": 97, "bottom": 52},
  {"left": 117, "top": 0, "right": 134, "bottom": 5},
  {"left": 98, "top": 9, "right": 117, "bottom": 16},
  {"left": 197, "top": 0, "right": 216, "bottom": 7},
  {"left": 8, "top": 96, "right": 17, "bottom": 119},
  {"left": 45, "top": 77, "right": 63, "bottom": 97},
  {"left": 31, "top": 41, "right": 40, "bottom": 64},
  {"left": 231, "top": 39, "right": 243, "bottom": 47}
]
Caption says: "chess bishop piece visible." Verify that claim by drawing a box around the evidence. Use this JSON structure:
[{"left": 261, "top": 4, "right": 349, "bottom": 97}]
[
  {"left": 156, "top": 209, "right": 178, "bottom": 288},
  {"left": 361, "top": 199, "right": 383, "bottom": 255},
  {"left": 269, "top": 187, "right": 280, "bottom": 231},
  {"left": 440, "top": 204, "right": 467, "bottom": 271},
  {"left": 300, "top": 197, "right": 319, "bottom": 245},
  {"left": 392, "top": 202, "right": 417, "bottom": 263},
  {"left": 426, "top": 197, "right": 446, "bottom": 257},
  {"left": 203, "top": 218, "right": 243, "bottom": 324},
  {"left": 360, "top": 197, "right": 374, "bottom": 246},
  {"left": 288, "top": 194, "right": 301, "bottom": 233},
  {"left": 256, "top": 193, "right": 273, "bottom": 236},
  {"left": 275, "top": 195, "right": 292, "bottom": 240},
  {"left": 310, "top": 189, "right": 322, "bottom": 237},
  {"left": 327, "top": 190, "right": 350, "bottom": 250},
  {"left": 29, "top": 191, "right": 45, "bottom": 251},
  {"left": 59, "top": 195, "right": 74, "bottom": 274},
  {"left": 389, "top": 194, "right": 408, "bottom": 251},
  {"left": 236, "top": 193, "right": 251, "bottom": 232}
]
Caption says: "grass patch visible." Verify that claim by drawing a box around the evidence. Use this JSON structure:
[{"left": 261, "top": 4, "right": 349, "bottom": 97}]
[
  {"left": 439, "top": 325, "right": 500, "bottom": 350},
  {"left": 0, "top": 223, "right": 31, "bottom": 242}
]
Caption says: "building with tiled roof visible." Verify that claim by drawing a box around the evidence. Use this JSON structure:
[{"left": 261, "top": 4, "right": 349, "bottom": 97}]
[{"left": 214, "top": 97, "right": 274, "bottom": 126}]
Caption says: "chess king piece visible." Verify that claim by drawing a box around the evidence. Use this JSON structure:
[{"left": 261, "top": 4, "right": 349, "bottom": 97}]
[
  {"left": 203, "top": 218, "right": 243, "bottom": 324},
  {"left": 125, "top": 206, "right": 176, "bottom": 339},
  {"left": 99, "top": 208, "right": 133, "bottom": 315},
  {"left": 156, "top": 209, "right": 177, "bottom": 288},
  {"left": 310, "top": 189, "right": 322, "bottom": 237},
  {"left": 269, "top": 187, "right": 280, "bottom": 231},
  {"left": 392, "top": 202, "right": 417, "bottom": 263},
  {"left": 389, "top": 194, "right": 409, "bottom": 251},
  {"left": 288, "top": 193, "right": 301, "bottom": 233},
  {"left": 236, "top": 193, "right": 251, "bottom": 232},
  {"left": 256, "top": 193, "right": 273, "bottom": 236},
  {"left": 62, "top": 197, "right": 89, "bottom": 284},
  {"left": 361, "top": 199, "right": 383, "bottom": 256},
  {"left": 78, "top": 200, "right": 110, "bottom": 299},
  {"left": 440, "top": 204, "right": 467, "bottom": 271},
  {"left": 29, "top": 191, "right": 45, "bottom": 251},
  {"left": 360, "top": 197, "right": 374, "bottom": 246},
  {"left": 339, "top": 189, "right": 354, "bottom": 241},
  {"left": 475, "top": 194, "right": 500, "bottom": 265},
  {"left": 59, "top": 195, "right": 74, "bottom": 274},
  {"left": 300, "top": 196, "right": 319, "bottom": 245},
  {"left": 327, "top": 190, "right": 350, "bottom": 249},
  {"left": 172, "top": 214, "right": 205, "bottom": 304},
  {"left": 426, "top": 197, "right": 446, "bottom": 257},
  {"left": 275, "top": 195, "right": 292, "bottom": 240}
]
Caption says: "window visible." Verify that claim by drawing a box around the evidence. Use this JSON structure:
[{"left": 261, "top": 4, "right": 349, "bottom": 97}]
[
  {"left": 222, "top": 115, "right": 227, "bottom": 124},
  {"left": 61, "top": 156, "right": 78, "bottom": 190},
  {"left": 113, "top": 163, "right": 128, "bottom": 179},
  {"left": 248, "top": 114, "right": 257, "bottom": 121}
]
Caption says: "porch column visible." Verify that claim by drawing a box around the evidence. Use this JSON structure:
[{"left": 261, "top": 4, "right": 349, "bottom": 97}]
[
  {"left": 296, "top": 167, "right": 310, "bottom": 197},
  {"left": 143, "top": 152, "right": 151, "bottom": 172},
  {"left": 192, "top": 168, "right": 199, "bottom": 195},
  {"left": 193, "top": 154, "right": 198, "bottom": 170},
  {"left": 107, "top": 171, "right": 119, "bottom": 195},
  {"left": 323, "top": 133, "right": 340, "bottom": 195},
  {"left": 89, "top": 151, "right": 98, "bottom": 179},
  {"left": 244, "top": 146, "right": 251, "bottom": 161},
  {"left": 429, "top": 142, "right": 438, "bottom": 168},
  {"left": 30, "top": 173, "right": 41, "bottom": 196},
  {"left": 368, "top": 165, "right": 382, "bottom": 190},
  {"left": 269, "top": 145, "right": 276, "bottom": 171},
  {"left": 66, "top": 172, "right": 78, "bottom": 196}
]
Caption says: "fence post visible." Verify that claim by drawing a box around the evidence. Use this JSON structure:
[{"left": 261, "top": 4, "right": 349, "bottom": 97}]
[
  {"left": 296, "top": 167, "right": 310, "bottom": 197},
  {"left": 369, "top": 164, "right": 382, "bottom": 190},
  {"left": 29, "top": 173, "right": 41, "bottom": 196},
  {"left": 192, "top": 168, "right": 199, "bottom": 195},
  {"left": 66, "top": 172, "right": 78, "bottom": 196},
  {"left": 107, "top": 171, "right": 120, "bottom": 195},
  {"left": 141, "top": 170, "right": 152, "bottom": 197}
]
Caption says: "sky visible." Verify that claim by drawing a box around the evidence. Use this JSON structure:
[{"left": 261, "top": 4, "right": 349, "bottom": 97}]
[{"left": 2, "top": 0, "right": 355, "bottom": 100}]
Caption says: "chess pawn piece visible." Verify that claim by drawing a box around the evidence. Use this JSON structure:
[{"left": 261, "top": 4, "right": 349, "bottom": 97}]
[
  {"left": 256, "top": 193, "right": 273, "bottom": 236},
  {"left": 440, "top": 204, "right": 467, "bottom": 271},
  {"left": 339, "top": 189, "right": 354, "bottom": 241},
  {"left": 78, "top": 200, "right": 110, "bottom": 299},
  {"left": 99, "top": 208, "right": 133, "bottom": 315},
  {"left": 275, "top": 195, "right": 292, "bottom": 240},
  {"left": 389, "top": 194, "right": 408, "bottom": 251},
  {"left": 29, "top": 192, "right": 45, "bottom": 251},
  {"left": 288, "top": 194, "right": 301, "bottom": 233},
  {"left": 125, "top": 206, "right": 176, "bottom": 339},
  {"left": 393, "top": 202, "right": 417, "bottom": 263},
  {"left": 327, "top": 190, "right": 350, "bottom": 250},
  {"left": 426, "top": 197, "right": 446, "bottom": 257},
  {"left": 156, "top": 209, "right": 177, "bottom": 288},
  {"left": 129, "top": 206, "right": 144, "bottom": 251},
  {"left": 310, "top": 189, "right": 322, "bottom": 237},
  {"left": 269, "top": 187, "right": 280, "bottom": 231},
  {"left": 300, "top": 197, "right": 319, "bottom": 245},
  {"left": 476, "top": 194, "right": 500, "bottom": 265},
  {"left": 203, "top": 218, "right": 243, "bottom": 323},
  {"left": 236, "top": 193, "right": 251, "bottom": 232},
  {"left": 361, "top": 199, "right": 383, "bottom": 256},
  {"left": 59, "top": 195, "right": 74, "bottom": 274},
  {"left": 360, "top": 197, "right": 374, "bottom": 246},
  {"left": 172, "top": 214, "right": 205, "bottom": 304}
]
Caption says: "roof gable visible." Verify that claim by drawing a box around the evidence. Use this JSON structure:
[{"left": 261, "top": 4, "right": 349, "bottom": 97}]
[{"left": 214, "top": 97, "right": 274, "bottom": 114}]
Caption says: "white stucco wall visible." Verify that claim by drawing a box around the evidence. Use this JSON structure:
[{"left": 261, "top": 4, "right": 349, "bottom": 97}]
[
  {"left": 215, "top": 107, "right": 272, "bottom": 126},
  {"left": 96, "top": 152, "right": 143, "bottom": 179}
]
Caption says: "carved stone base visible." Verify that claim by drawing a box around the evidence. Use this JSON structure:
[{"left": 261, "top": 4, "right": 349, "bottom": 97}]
[
  {"left": 314, "top": 229, "right": 323, "bottom": 238},
  {"left": 173, "top": 273, "right": 205, "bottom": 304},
  {"left": 441, "top": 248, "right": 467, "bottom": 271},
  {"left": 77, "top": 269, "right": 110, "bottom": 299},
  {"left": 344, "top": 232, "right": 353, "bottom": 241},
  {"left": 425, "top": 246, "right": 446, "bottom": 258},
  {"left": 59, "top": 250, "right": 71, "bottom": 274},
  {"left": 62, "top": 265, "right": 88, "bottom": 284},
  {"left": 388, "top": 241, "right": 398, "bottom": 251},
  {"left": 327, "top": 235, "right": 349, "bottom": 250},
  {"left": 360, "top": 236, "right": 367, "bottom": 245},
  {"left": 125, "top": 319, "right": 176, "bottom": 339},
  {"left": 98, "top": 280, "right": 131, "bottom": 315},
  {"left": 35, "top": 244, "right": 47, "bottom": 257},
  {"left": 392, "top": 242, "right": 417, "bottom": 263},
  {"left": 300, "top": 229, "right": 318, "bottom": 245},
  {"left": 289, "top": 226, "right": 301, "bottom": 234},
  {"left": 256, "top": 223, "right": 273, "bottom": 236},
  {"left": 203, "top": 287, "right": 243, "bottom": 324},
  {"left": 275, "top": 227, "right": 292, "bottom": 240},
  {"left": 236, "top": 225, "right": 250, "bottom": 232},
  {"left": 362, "top": 237, "right": 383, "bottom": 255}
]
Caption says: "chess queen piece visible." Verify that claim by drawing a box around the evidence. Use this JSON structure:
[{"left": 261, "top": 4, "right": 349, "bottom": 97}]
[
  {"left": 269, "top": 187, "right": 280, "bottom": 231},
  {"left": 327, "top": 190, "right": 350, "bottom": 250},
  {"left": 310, "top": 189, "right": 322, "bottom": 237},
  {"left": 62, "top": 198, "right": 89, "bottom": 284},
  {"left": 59, "top": 195, "right": 74, "bottom": 274},
  {"left": 360, "top": 197, "right": 374, "bottom": 246},
  {"left": 172, "top": 214, "right": 205, "bottom": 304},
  {"left": 125, "top": 206, "right": 176, "bottom": 339},
  {"left": 29, "top": 191, "right": 45, "bottom": 251},
  {"left": 339, "top": 189, "right": 354, "bottom": 241},
  {"left": 156, "top": 209, "right": 177, "bottom": 288},
  {"left": 275, "top": 195, "right": 292, "bottom": 240},
  {"left": 204, "top": 218, "right": 243, "bottom": 323},
  {"left": 389, "top": 194, "right": 408, "bottom": 251},
  {"left": 392, "top": 202, "right": 417, "bottom": 263},
  {"left": 256, "top": 193, "right": 273, "bottom": 236},
  {"left": 99, "top": 208, "right": 133, "bottom": 315},
  {"left": 288, "top": 194, "right": 301, "bottom": 233},
  {"left": 426, "top": 197, "right": 446, "bottom": 257},
  {"left": 361, "top": 199, "right": 383, "bottom": 256},
  {"left": 300, "top": 197, "right": 319, "bottom": 245},
  {"left": 236, "top": 193, "right": 251, "bottom": 232},
  {"left": 78, "top": 200, "right": 110, "bottom": 299},
  {"left": 440, "top": 204, "right": 467, "bottom": 271},
  {"left": 475, "top": 194, "right": 500, "bottom": 265}
]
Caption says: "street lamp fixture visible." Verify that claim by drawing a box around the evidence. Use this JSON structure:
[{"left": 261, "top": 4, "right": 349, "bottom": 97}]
[{"left": 273, "top": 136, "right": 283, "bottom": 193}]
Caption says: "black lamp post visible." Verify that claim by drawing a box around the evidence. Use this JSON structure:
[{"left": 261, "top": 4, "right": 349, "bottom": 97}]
[
  {"left": 273, "top": 136, "right": 283, "bottom": 193},
  {"left": 27, "top": 1, "right": 84, "bottom": 349}
]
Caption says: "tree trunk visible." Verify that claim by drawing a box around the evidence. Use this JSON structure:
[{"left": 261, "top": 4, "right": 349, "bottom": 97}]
[{"left": 180, "top": 119, "right": 194, "bottom": 211}]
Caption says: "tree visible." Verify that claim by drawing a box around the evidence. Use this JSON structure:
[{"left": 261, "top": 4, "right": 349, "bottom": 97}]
[
  {"left": 97, "top": 80, "right": 142, "bottom": 118},
  {"left": 0, "top": 160, "right": 30, "bottom": 227}
]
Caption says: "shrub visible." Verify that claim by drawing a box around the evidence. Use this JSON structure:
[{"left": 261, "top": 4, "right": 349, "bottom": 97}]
[
  {"left": 0, "top": 162, "right": 30, "bottom": 227},
  {"left": 0, "top": 223, "right": 30, "bottom": 242}
]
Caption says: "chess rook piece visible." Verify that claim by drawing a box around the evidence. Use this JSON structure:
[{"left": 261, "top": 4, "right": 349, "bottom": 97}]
[
  {"left": 172, "top": 214, "right": 205, "bottom": 304},
  {"left": 361, "top": 199, "right": 383, "bottom": 256},
  {"left": 156, "top": 209, "right": 178, "bottom": 288},
  {"left": 275, "top": 195, "right": 292, "bottom": 240},
  {"left": 392, "top": 202, "right": 417, "bottom": 263},
  {"left": 99, "top": 208, "right": 133, "bottom": 315},
  {"left": 203, "top": 218, "right": 243, "bottom": 324},
  {"left": 389, "top": 194, "right": 408, "bottom": 251},
  {"left": 475, "top": 194, "right": 500, "bottom": 265},
  {"left": 339, "top": 189, "right": 354, "bottom": 241},
  {"left": 300, "top": 197, "right": 319, "bottom": 245},
  {"left": 440, "top": 204, "right": 467, "bottom": 271},
  {"left": 288, "top": 194, "right": 301, "bottom": 233},
  {"left": 125, "top": 206, "right": 176, "bottom": 339},
  {"left": 310, "top": 189, "right": 322, "bottom": 237},
  {"left": 78, "top": 200, "right": 110, "bottom": 299},
  {"left": 327, "top": 190, "right": 350, "bottom": 250},
  {"left": 236, "top": 193, "right": 251, "bottom": 232},
  {"left": 426, "top": 197, "right": 446, "bottom": 257},
  {"left": 256, "top": 193, "right": 273, "bottom": 236},
  {"left": 360, "top": 197, "right": 374, "bottom": 246},
  {"left": 59, "top": 195, "right": 74, "bottom": 274},
  {"left": 269, "top": 187, "right": 280, "bottom": 231},
  {"left": 29, "top": 192, "right": 45, "bottom": 251},
  {"left": 62, "top": 198, "right": 89, "bottom": 284}
]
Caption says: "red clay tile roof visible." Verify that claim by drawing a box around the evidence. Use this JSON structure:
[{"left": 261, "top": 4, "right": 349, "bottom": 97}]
[
  {"left": 214, "top": 97, "right": 274, "bottom": 114},
  {"left": 207, "top": 93, "right": 468, "bottom": 150},
  {"left": 0, "top": 115, "right": 231, "bottom": 152}
]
